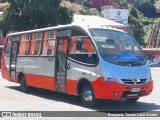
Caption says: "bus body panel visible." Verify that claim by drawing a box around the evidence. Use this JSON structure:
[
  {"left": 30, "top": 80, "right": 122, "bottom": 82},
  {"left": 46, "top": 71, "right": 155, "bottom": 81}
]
[
  {"left": 89, "top": 57, "right": 153, "bottom": 99},
  {"left": 98, "top": 59, "right": 151, "bottom": 84},
  {"left": 2, "top": 55, "right": 10, "bottom": 80},
  {"left": 23, "top": 73, "right": 55, "bottom": 91},
  {"left": 16, "top": 57, "right": 56, "bottom": 90},
  {"left": 92, "top": 77, "right": 153, "bottom": 99},
  {"left": 16, "top": 57, "right": 55, "bottom": 77},
  {"left": 66, "top": 59, "right": 98, "bottom": 95}
]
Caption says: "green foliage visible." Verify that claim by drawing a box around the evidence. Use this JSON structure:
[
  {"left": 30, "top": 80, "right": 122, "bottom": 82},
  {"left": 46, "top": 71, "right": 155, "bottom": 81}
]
[
  {"left": 112, "top": 0, "right": 128, "bottom": 8},
  {"left": 128, "top": 15, "right": 138, "bottom": 26},
  {"left": 138, "top": 18, "right": 154, "bottom": 26},
  {"left": 87, "top": 8, "right": 100, "bottom": 16},
  {"left": 0, "top": 0, "right": 73, "bottom": 36},
  {"left": 119, "top": 0, "right": 128, "bottom": 8},
  {"left": 130, "top": 5, "right": 138, "bottom": 18},
  {"left": 138, "top": 2, "right": 156, "bottom": 18}
]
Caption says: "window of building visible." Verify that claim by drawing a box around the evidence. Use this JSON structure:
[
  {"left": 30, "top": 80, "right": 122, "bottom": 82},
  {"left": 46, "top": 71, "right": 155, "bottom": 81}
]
[
  {"left": 29, "top": 33, "right": 42, "bottom": 56},
  {"left": 19, "top": 35, "right": 31, "bottom": 56},
  {"left": 41, "top": 31, "right": 56, "bottom": 56}
]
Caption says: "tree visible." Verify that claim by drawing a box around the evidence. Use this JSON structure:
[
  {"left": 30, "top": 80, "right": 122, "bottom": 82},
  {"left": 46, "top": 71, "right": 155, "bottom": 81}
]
[
  {"left": 0, "top": 0, "right": 73, "bottom": 36},
  {"left": 138, "top": 2, "right": 155, "bottom": 18},
  {"left": 112, "top": 0, "right": 128, "bottom": 8},
  {"left": 130, "top": 5, "right": 138, "bottom": 18}
]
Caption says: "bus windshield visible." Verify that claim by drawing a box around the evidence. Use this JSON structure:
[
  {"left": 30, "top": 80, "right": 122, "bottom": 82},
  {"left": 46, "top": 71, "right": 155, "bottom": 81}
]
[{"left": 89, "top": 29, "right": 146, "bottom": 66}]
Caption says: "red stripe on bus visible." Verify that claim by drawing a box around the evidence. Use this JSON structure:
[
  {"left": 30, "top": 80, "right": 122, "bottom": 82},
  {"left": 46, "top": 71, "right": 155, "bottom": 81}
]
[
  {"left": 1, "top": 51, "right": 10, "bottom": 80},
  {"left": 67, "top": 79, "right": 78, "bottom": 95},
  {"left": 25, "top": 74, "right": 56, "bottom": 91}
]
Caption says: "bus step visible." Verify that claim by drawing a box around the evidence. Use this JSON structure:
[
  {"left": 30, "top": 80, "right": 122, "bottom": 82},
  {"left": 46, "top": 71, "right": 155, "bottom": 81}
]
[
  {"left": 10, "top": 78, "right": 16, "bottom": 82},
  {"left": 56, "top": 85, "right": 67, "bottom": 93}
]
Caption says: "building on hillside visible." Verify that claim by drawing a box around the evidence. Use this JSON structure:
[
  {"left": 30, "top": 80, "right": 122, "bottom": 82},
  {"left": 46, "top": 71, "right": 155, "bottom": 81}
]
[
  {"left": 91, "top": 0, "right": 121, "bottom": 8},
  {"left": 143, "top": 48, "right": 160, "bottom": 63},
  {"left": 97, "top": 0, "right": 129, "bottom": 25},
  {"left": 100, "top": 0, "right": 121, "bottom": 19}
]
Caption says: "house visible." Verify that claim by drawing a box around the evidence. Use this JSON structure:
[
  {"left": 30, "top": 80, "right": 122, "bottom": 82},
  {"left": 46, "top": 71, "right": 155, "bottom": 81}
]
[
  {"left": 91, "top": 0, "right": 121, "bottom": 8},
  {"left": 96, "top": 0, "right": 129, "bottom": 25}
]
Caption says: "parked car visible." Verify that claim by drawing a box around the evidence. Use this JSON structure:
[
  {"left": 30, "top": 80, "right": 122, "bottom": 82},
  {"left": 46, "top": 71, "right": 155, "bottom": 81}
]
[{"left": 153, "top": 62, "right": 160, "bottom": 67}]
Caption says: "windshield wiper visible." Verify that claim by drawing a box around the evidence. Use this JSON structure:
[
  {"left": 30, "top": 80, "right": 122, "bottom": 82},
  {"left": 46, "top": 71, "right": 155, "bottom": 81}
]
[{"left": 117, "top": 60, "right": 142, "bottom": 66}]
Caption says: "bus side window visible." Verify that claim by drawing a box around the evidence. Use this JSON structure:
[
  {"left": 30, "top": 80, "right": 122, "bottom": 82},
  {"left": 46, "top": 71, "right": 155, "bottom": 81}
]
[
  {"left": 4, "top": 37, "right": 12, "bottom": 55},
  {"left": 19, "top": 35, "right": 31, "bottom": 56},
  {"left": 29, "top": 33, "right": 42, "bottom": 56},
  {"left": 69, "top": 37, "right": 97, "bottom": 65},
  {"left": 41, "top": 31, "right": 55, "bottom": 56}
]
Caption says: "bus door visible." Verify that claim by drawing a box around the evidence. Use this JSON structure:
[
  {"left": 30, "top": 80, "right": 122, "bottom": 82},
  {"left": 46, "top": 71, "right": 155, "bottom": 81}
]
[
  {"left": 10, "top": 41, "right": 19, "bottom": 80},
  {"left": 55, "top": 38, "right": 69, "bottom": 92},
  {"left": 55, "top": 30, "right": 70, "bottom": 92}
]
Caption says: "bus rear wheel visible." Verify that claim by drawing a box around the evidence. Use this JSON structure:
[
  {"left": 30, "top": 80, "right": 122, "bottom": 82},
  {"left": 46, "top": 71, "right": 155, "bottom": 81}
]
[
  {"left": 126, "top": 97, "right": 139, "bottom": 102},
  {"left": 81, "top": 84, "right": 99, "bottom": 108},
  {"left": 19, "top": 75, "right": 29, "bottom": 93}
]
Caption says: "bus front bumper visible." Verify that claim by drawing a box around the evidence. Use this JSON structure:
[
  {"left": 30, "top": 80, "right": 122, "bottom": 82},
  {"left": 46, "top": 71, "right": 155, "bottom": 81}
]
[{"left": 92, "top": 77, "right": 153, "bottom": 100}]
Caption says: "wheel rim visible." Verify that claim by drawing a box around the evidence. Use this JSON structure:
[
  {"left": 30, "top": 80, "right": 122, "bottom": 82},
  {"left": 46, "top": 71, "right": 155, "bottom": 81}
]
[{"left": 83, "top": 90, "right": 93, "bottom": 101}]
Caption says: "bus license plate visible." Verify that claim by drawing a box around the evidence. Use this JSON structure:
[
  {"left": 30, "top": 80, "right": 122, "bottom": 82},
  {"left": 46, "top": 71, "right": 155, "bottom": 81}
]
[{"left": 131, "top": 88, "right": 140, "bottom": 92}]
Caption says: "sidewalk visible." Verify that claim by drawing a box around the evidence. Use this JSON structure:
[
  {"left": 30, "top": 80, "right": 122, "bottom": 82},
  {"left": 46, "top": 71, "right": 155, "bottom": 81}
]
[{"left": 151, "top": 67, "right": 160, "bottom": 71}]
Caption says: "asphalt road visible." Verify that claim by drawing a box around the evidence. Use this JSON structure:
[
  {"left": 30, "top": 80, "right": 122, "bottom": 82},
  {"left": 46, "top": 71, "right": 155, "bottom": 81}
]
[{"left": 0, "top": 68, "right": 160, "bottom": 119}]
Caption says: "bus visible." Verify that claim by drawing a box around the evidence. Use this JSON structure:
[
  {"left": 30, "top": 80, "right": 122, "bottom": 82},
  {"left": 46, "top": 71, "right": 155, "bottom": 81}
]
[{"left": 1, "top": 24, "right": 153, "bottom": 107}]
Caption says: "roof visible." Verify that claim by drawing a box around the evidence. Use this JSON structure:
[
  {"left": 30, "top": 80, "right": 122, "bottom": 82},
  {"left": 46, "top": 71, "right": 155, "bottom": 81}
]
[
  {"left": 100, "top": 1, "right": 121, "bottom": 8},
  {"left": 91, "top": 0, "right": 121, "bottom": 8},
  {"left": 143, "top": 48, "right": 160, "bottom": 51},
  {"left": 72, "top": 15, "right": 127, "bottom": 28}
]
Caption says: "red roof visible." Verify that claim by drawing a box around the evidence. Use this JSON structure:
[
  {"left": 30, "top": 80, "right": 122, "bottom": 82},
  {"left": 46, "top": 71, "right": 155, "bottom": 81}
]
[{"left": 91, "top": 0, "right": 121, "bottom": 8}]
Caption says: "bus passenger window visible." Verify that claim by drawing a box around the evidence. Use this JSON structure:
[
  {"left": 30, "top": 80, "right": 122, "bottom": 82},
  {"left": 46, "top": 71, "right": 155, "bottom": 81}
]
[
  {"left": 19, "top": 35, "right": 31, "bottom": 56},
  {"left": 29, "top": 33, "right": 42, "bottom": 56},
  {"left": 69, "top": 37, "right": 97, "bottom": 65},
  {"left": 4, "top": 37, "right": 12, "bottom": 55},
  {"left": 41, "top": 31, "right": 55, "bottom": 56}
]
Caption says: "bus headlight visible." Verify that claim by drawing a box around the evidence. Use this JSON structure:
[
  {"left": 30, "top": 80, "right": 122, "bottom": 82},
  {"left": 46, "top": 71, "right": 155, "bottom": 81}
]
[{"left": 102, "top": 77, "right": 117, "bottom": 82}]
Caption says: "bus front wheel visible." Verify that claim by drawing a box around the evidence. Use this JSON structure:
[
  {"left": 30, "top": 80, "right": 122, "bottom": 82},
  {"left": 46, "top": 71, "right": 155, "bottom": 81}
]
[
  {"left": 81, "top": 84, "right": 99, "bottom": 108},
  {"left": 20, "top": 75, "right": 29, "bottom": 93},
  {"left": 126, "top": 97, "right": 139, "bottom": 102}
]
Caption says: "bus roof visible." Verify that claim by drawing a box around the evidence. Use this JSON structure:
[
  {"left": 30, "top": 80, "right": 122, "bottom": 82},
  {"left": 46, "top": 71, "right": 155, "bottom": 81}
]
[
  {"left": 7, "top": 15, "right": 128, "bottom": 37},
  {"left": 7, "top": 23, "right": 126, "bottom": 37},
  {"left": 72, "top": 15, "right": 127, "bottom": 28}
]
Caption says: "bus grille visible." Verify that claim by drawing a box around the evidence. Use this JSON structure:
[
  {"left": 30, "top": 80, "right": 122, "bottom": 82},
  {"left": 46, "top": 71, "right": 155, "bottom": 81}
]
[{"left": 121, "top": 79, "right": 147, "bottom": 85}]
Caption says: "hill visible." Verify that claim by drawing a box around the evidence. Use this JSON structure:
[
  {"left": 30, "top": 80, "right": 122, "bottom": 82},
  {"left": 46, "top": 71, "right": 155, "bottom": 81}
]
[{"left": 65, "top": 0, "right": 159, "bottom": 46}]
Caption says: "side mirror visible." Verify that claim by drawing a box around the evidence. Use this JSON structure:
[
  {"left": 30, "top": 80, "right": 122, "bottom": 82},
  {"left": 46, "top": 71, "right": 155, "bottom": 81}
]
[{"left": 76, "top": 40, "right": 82, "bottom": 50}]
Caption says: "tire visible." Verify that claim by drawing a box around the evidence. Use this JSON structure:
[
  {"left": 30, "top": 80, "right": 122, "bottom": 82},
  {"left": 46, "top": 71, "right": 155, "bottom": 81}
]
[
  {"left": 19, "top": 75, "right": 29, "bottom": 93},
  {"left": 126, "top": 97, "right": 139, "bottom": 102},
  {"left": 81, "top": 84, "right": 99, "bottom": 108}
]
